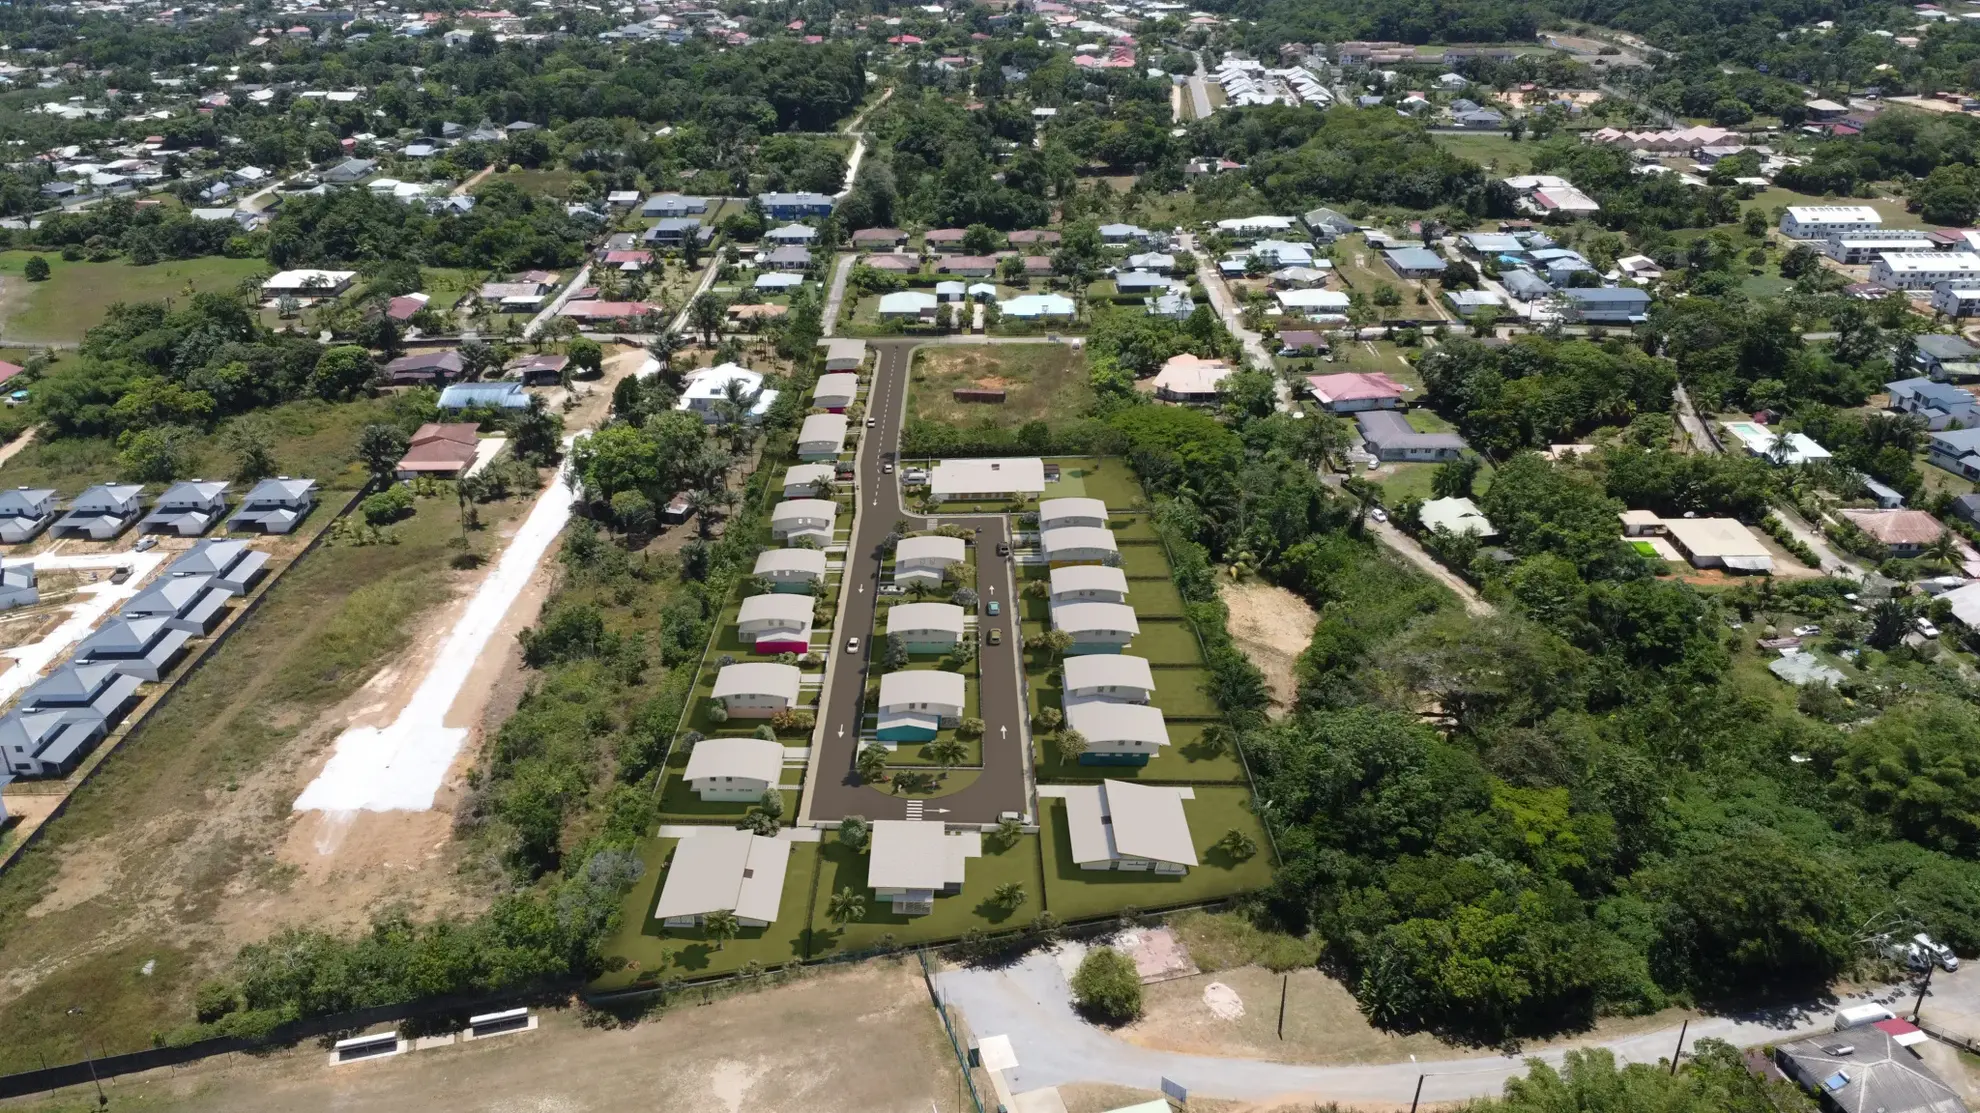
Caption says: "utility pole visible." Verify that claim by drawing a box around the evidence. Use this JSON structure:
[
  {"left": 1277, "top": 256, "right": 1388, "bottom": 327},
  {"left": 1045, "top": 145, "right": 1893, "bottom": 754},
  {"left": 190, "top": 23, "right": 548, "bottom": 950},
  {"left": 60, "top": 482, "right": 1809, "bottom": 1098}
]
[
  {"left": 1278, "top": 974, "right": 1288, "bottom": 1040},
  {"left": 1408, "top": 1075, "right": 1425, "bottom": 1113},
  {"left": 1670, "top": 1018, "right": 1688, "bottom": 1076},
  {"left": 1914, "top": 963, "right": 1936, "bottom": 1022}
]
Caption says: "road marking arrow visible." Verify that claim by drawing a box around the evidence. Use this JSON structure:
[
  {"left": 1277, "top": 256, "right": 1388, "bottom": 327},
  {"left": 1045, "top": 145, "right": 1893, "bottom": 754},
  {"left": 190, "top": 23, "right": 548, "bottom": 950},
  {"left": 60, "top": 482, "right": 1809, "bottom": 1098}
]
[{"left": 1000, "top": 725, "right": 1008, "bottom": 739}]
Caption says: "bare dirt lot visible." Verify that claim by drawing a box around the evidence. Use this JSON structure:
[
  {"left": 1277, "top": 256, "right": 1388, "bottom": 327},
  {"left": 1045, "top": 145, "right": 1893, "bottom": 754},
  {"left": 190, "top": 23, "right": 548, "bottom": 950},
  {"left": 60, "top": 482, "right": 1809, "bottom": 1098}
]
[
  {"left": 4, "top": 961, "right": 972, "bottom": 1113},
  {"left": 1216, "top": 581, "right": 1318, "bottom": 718},
  {"left": 910, "top": 344, "right": 1093, "bottom": 432}
]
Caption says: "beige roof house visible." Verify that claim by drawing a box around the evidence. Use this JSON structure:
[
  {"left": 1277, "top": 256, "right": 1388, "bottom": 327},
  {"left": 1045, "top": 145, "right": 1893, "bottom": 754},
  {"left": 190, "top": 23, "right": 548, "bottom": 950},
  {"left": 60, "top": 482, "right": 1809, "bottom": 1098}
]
[
  {"left": 1051, "top": 780, "right": 1198, "bottom": 872},
  {"left": 652, "top": 828, "right": 793, "bottom": 927}
]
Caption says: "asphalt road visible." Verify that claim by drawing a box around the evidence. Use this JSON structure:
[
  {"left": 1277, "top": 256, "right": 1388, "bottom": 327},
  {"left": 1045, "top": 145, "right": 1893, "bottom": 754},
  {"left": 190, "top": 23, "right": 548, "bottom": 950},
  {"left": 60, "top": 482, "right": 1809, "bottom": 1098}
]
[{"left": 804, "top": 339, "right": 1032, "bottom": 825}]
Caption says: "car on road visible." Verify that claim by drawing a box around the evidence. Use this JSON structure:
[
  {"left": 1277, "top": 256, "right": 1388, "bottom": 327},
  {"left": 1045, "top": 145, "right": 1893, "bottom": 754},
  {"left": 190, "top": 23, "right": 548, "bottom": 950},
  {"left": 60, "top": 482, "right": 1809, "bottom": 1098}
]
[
  {"left": 987, "top": 601, "right": 1000, "bottom": 616},
  {"left": 865, "top": 417, "right": 875, "bottom": 427},
  {"left": 988, "top": 628, "right": 1001, "bottom": 646},
  {"left": 1369, "top": 508, "right": 1387, "bottom": 523},
  {"left": 882, "top": 462, "right": 893, "bottom": 474},
  {"left": 1918, "top": 617, "right": 1942, "bottom": 639},
  {"left": 996, "top": 541, "right": 1010, "bottom": 557},
  {"left": 845, "top": 636, "right": 861, "bottom": 654}
]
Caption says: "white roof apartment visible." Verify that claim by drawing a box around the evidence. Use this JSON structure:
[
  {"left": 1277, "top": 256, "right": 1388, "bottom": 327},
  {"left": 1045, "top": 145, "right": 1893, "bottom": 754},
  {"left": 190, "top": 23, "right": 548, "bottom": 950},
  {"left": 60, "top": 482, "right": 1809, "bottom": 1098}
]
[
  {"left": 878, "top": 669, "right": 966, "bottom": 712},
  {"left": 1041, "top": 525, "right": 1119, "bottom": 562},
  {"left": 868, "top": 820, "right": 979, "bottom": 911},
  {"left": 1049, "top": 564, "right": 1130, "bottom": 603},
  {"left": 1056, "top": 779, "right": 1198, "bottom": 871},
  {"left": 710, "top": 662, "right": 803, "bottom": 705},
  {"left": 1660, "top": 517, "right": 1775, "bottom": 573},
  {"left": 1038, "top": 497, "right": 1108, "bottom": 530},
  {"left": 1779, "top": 205, "right": 1882, "bottom": 239},
  {"left": 1065, "top": 700, "right": 1170, "bottom": 755},
  {"left": 1871, "top": 251, "right": 1980, "bottom": 290},
  {"left": 653, "top": 828, "right": 792, "bottom": 926},
  {"left": 896, "top": 534, "right": 967, "bottom": 567},
  {"left": 682, "top": 736, "right": 786, "bottom": 789},
  {"left": 811, "top": 372, "right": 858, "bottom": 409},
  {"left": 782, "top": 463, "right": 836, "bottom": 497},
  {"left": 753, "top": 547, "right": 828, "bottom": 582},
  {"left": 888, "top": 601, "right": 967, "bottom": 640},
  {"left": 1052, "top": 600, "right": 1140, "bottom": 639},
  {"left": 677, "top": 363, "right": 777, "bottom": 422},
  {"left": 929, "top": 457, "right": 1046, "bottom": 500},
  {"left": 736, "top": 593, "right": 814, "bottom": 635},
  {"left": 1063, "top": 653, "right": 1156, "bottom": 701},
  {"left": 797, "top": 413, "right": 850, "bottom": 456}
]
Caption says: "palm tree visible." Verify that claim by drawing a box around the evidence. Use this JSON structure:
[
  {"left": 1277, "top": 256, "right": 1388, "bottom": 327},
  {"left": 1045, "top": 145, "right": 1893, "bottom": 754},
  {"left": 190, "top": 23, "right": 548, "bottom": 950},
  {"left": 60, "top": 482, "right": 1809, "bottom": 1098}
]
[
  {"left": 1924, "top": 531, "right": 1961, "bottom": 569},
  {"left": 702, "top": 909, "right": 740, "bottom": 951},
  {"left": 992, "top": 881, "right": 1026, "bottom": 910},
  {"left": 856, "top": 743, "right": 890, "bottom": 784},
  {"left": 924, "top": 736, "right": 968, "bottom": 773},
  {"left": 827, "top": 886, "right": 867, "bottom": 924}
]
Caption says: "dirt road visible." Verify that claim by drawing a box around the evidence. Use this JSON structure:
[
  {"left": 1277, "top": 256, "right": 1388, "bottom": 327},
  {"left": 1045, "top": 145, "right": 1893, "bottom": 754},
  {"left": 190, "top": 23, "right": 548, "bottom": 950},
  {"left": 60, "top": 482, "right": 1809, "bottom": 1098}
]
[
  {"left": 11, "top": 962, "right": 971, "bottom": 1113},
  {"left": 1365, "top": 519, "right": 1495, "bottom": 617}
]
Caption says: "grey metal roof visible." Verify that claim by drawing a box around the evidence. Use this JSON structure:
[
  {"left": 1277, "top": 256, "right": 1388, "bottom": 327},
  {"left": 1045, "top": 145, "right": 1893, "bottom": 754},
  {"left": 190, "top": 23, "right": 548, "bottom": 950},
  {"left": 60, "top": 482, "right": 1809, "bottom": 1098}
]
[
  {"left": 1357, "top": 409, "right": 1467, "bottom": 451},
  {"left": 1917, "top": 333, "right": 1979, "bottom": 361},
  {"left": 1775, "top": 1027, "right": 1966, "bottom": 1113}
]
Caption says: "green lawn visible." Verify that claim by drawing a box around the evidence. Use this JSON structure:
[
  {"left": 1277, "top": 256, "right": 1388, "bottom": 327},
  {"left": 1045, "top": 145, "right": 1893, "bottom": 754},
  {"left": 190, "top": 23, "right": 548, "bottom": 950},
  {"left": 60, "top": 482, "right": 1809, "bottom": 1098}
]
[
  {"left": 0, "top": 252, "right": 268, "bottom": 344},
  {"left": 1432, "top": 132, "right": 1535, "bottom": 174},
  {"left": 1743, "top": 187, "right": 1923, "bottom": 229},
  {"left": 1118, "top": 542, "right": 1172, "bottom": 579},
  {"left": 1038, "top": 787, "right": 1275, "bottom": 921},
  {"left": 1034, "top": 721, "right": 1247, "bottom": 785},
  {"left": 909, "top": 343, "right": 1092, "bottom": 432},
  {"left": 656, "top": 768, "right": 800, "bottom": 823},
  {"left": 478, "top": 167, "right": 577, "bottom": 198},
  {"left": 1126, "top": 576, "right": 1187, "bottom": 617},
  {"left": 1147, "top": 666, "right": 1223, "bottom": 718},
  {"left": 1111, "top": 515, "right": 1161, "bottom": 541},
  {"left": 805, "top": 831, "right": 1046, "bottom": 957},
  {"left": 592, "top": 838, "right": 821, "bottom": 989},
  {"left": 1131, "top": 619, "right": 1207, "bottom": 666},
  {"left": 1039, "top": 457, "right": 1144, "bottom": 508},
  {"left": 0, "top": 394, "right": 418, "bottom": 494}
]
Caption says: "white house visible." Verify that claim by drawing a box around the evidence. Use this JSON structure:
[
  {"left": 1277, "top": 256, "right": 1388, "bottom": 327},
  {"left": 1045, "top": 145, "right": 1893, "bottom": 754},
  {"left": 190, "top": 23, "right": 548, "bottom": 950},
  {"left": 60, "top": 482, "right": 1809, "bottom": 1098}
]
[
  {"left": 887, "top": 602, "right": 967, "bottom": 654},
  {"left": 653, "top": 828, "right": 792, "bottom": 928},
  {"left": 1932, "top": 282, "right": 1980, "bottom": 319},
  {"left": 1052, "top": 601, "right": 1139, "bottom": 654},
  {"left": 878, "top": 291, "right": 939, "bottom": 319},
  {"left": 929, "top": 457, "right": 1046, "bottom": 502},
  {"left": 998, "top": 293, "right": 1077, "bottom": 320},
  {"left": 1779, "top": 205, "right": 1883, "bottom": 240},
  {"left": 682, "top": 736, "right": 786, "bottom": 801},
  {"left": 812, "top": 372, "right": 858, "bottom": 412},
  {"left": 1050, "top": 779, "right": 1198, "bottom": 872},
  {"left": 140, "top": 479, "right": 229, "bottom": 536},
  {"left": 1870, "top": 252, "right": 1980, "bottom": 291},
  {"left": 1062, "top": 653, "right": 1155, "bottom": 703},
  {"left": 710, "top": 662, "right": 802, "bottom": 719},
  {"left": 867, "top": 820, "right": 979, "bottom": 915},
  {"left": 753, "top": 547, "right": 827, "bottom": 592},
  {"left": 894, "top": 535, "right": 967, "bottom": 588},
  {"left": 771, "top": 498, "right": 838, "bottom": 547},
  {"left": 876, "top": 670, "right": 967, "bottom": 742},
  {"left": 736, "top": 594, "right": 815, "bottom": 655},
  {"left": 797, "top": 413, "right": 850, "bottom": 461},
  {"left": 1049, "top": 565, "right": 1130, "bottom": 605},
  {"left": 53, "top": 484, "right": 144, "bottom": 540},
  {"left": 1041, "top": 525, "right": 1118, "bottom": 566},
  {"left": 676, "top": 363, "right": 777, "bottom": 424},
  {"left": 823, "top": 338, "right": 867, "bottom": 372},
  {"left": 1275, "top": 288, "right": 1352, "bottom": 316},
  {"left": 0, "top": 487, "right": 57, "bottom": 544},
  {"left": 782, "top": 463, "right": 837, "bottom": 499},
  {"left": 1418, "top": 496, "right": 1496, "bottom": 538},
  {"left": 1038, "top": 497, "right": 1108, "bottom": 531},
  {"left": 1062, "top": 700, "right": 1170, "bottom": 765}
]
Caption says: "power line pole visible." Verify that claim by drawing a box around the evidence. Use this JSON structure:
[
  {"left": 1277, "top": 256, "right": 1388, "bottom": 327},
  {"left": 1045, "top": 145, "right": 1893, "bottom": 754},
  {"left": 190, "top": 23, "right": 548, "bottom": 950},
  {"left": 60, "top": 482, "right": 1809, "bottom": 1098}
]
[
  {"left": 1408, "top": 1075, "right": 1425, "bottom": 1113},
  {"left": 1914, "top": 963, "right": 1936, "bottom": 1022},
  {"left": 1670, "top": 1018, "right": 1689, "bottom": 1076}
]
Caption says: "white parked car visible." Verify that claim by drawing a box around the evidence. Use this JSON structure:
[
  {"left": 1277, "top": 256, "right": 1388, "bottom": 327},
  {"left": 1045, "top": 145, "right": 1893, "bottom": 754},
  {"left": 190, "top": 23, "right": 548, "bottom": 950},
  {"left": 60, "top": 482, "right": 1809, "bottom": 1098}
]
[
  {"left": 1916, "top": 933, "right": 1960, "bottom": 971},
  {"left": 845, "top": 637, "right": 861, "bottom": 654},
  {"left": 1918, "top": 617, "right": 1942, "bottom": 639},
  {"left": 1369, "top": 508, "right": 1388, "bottom": 523},
  {"left": 1791, "top": 625, "right": 1821, "bottom": 638}
]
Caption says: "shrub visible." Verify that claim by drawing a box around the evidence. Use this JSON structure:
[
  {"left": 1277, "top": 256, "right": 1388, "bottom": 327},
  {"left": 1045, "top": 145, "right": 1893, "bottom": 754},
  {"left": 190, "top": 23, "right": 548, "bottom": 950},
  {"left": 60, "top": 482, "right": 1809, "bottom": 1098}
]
[
  {"left": 361, "top": 484, "right": 414, "bottom": 524},
  {"left": 1070, "top": 947, "right": 1143, "bottom": 1023}
]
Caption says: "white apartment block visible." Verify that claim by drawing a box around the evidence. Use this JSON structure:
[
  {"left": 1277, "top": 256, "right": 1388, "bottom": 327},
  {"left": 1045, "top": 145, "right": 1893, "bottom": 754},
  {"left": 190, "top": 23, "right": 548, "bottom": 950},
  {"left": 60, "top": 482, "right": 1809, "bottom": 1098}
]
[
  {"left": 1779, "top": 205, "right": 1882, "bottom": 240},
  {"left": 1870, "top": 252, "right": 1980, "bottom": 291}
]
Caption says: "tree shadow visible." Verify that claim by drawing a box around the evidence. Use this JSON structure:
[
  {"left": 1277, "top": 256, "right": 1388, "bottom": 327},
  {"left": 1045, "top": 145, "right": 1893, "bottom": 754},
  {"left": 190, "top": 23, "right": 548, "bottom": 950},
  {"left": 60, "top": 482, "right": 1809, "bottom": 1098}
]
[{"left": 672, "top": 943, "right": 714, "bottom": 971}]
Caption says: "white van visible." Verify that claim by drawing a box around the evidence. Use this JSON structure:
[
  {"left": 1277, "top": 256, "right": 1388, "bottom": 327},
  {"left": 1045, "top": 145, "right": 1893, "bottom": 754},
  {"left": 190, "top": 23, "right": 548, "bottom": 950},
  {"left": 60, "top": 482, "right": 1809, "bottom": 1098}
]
[{"left": 1834, "top": 1003, "right": 1897, "bottom": 1031}]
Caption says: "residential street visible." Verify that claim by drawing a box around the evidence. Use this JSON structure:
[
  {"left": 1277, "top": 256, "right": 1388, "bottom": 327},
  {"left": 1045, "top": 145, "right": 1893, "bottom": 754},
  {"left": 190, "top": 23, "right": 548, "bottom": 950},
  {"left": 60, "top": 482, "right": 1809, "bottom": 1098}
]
[
  {"left": 939, "top": 947, "right": 1915, "bottom": 1105},
  {"left": 1182, "top": 233, "right": 1290, "bottom": 413},
  {"left": 800, "top": 339, "right": 1033, "bottom": 825}
]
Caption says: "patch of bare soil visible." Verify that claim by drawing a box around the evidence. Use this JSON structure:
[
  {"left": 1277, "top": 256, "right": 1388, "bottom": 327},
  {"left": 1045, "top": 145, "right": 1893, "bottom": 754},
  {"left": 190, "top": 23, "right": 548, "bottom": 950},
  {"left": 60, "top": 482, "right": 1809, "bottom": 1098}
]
[
  {"left": 13, "top": 961, "right": 972, "bottom": 1113},
  {"left": 1217, "top": 580, "right": 1318, "bottom": 718}
]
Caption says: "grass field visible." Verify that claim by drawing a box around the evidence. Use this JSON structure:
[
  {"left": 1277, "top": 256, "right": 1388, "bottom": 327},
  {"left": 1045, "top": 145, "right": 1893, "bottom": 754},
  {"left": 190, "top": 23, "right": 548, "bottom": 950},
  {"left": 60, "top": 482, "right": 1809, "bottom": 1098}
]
[
  {"left": 593, "top": 838, "right": 822, "bottom": 988},
  {"left": 0, "top": 252, "right": 269, "bottom": 345},
  {"left": 0, "top": 394, "right": 421, "bottom": 494},
  {"left": 0, "top": 488, "right": 538, "bottom": 1072},
  {"left": 1038, "top": 787, "right": 1275, "bottom": 920},
  {"left": 909, "top": 344, "right": 1092, "bottom": 431},
  {"left": 1038, "top": 457, "right": 1145, "bottom": 507},
  {"left": 1432, "top": 132, "right": 1535, "bottom": 174},
  {"left": 1118, "top": 542, "right": 1176, "bottom": 580},
  {"left": 478, "top": 167, "right": 577, "bottom": 199},
  {"left": 806, "top": 831, "right": 1045, "bottom": 957},
  {"left": 1329, "top": 236, "right": 1426, "bottom": 321}
]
